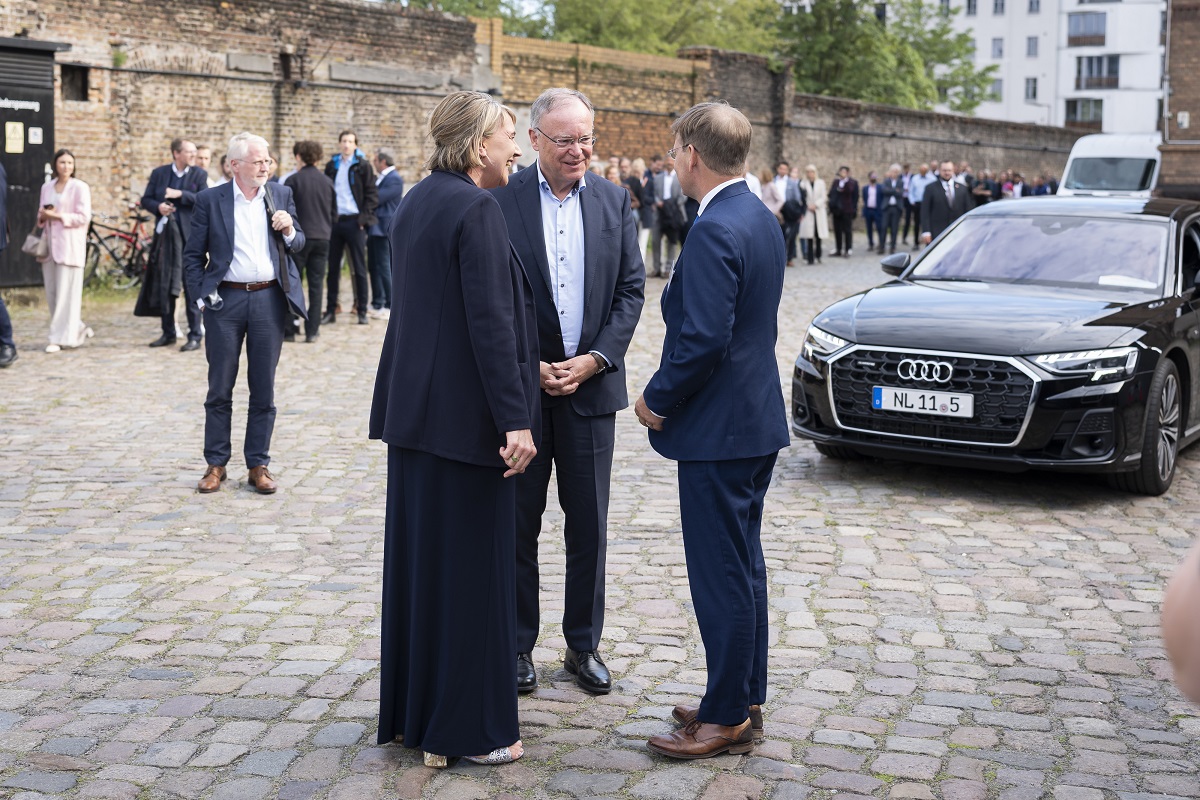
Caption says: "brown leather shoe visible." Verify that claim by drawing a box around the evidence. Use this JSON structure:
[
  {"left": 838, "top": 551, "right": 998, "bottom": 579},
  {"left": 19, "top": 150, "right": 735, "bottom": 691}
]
[
  {"left": 247, "top": 466, "right": 277, "bottom": 494},
  {"left": 672, "top": 704, "right": 764, "bottom": 741},
  {"left": 197, "top": 465, "right": 226, "bottom": 493},
  {"left": 647, "top": 718, "right": 753, "bottom": 760}
]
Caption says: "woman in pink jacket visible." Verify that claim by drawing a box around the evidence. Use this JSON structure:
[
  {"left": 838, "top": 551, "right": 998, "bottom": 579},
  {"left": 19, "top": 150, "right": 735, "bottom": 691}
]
[{"left": 37, "top": 149, "right": 93, "bottom": 352}]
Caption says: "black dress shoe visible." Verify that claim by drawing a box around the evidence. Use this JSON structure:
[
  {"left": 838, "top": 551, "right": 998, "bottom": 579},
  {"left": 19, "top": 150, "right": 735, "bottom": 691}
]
[
  {"left": 180, "top": 338, "right": 202, "bottom": 352},
  {"left": 0, "top": 345, "right": 17, "bottom": 368},
  {"left": 357, "top": 312, "right": 369, "bottom": 325},
  {"left": 283, "top": 332, "right": 296, "bottom": 343},
  {"left": 321, "top": 311, "right": 336, "bottom": 324},
  {"left": 517, "top": 653, "right": 537, "bottom": 694},
  {"left": 305, "top": 334, "right": 319, "bottom": 343},
  {"left": 565, "top": 648, "right": 611, "bottom": 695},
  {"left": 148, "top": 335, "right": 177, "bottom": 348}
]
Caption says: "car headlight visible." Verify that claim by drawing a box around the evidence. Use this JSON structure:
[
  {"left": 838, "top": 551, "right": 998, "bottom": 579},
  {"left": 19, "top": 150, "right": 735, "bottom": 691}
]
[
  {"left": 1031, "top": 347, "right": 1138, "bottom": 383},
  {"left": 802, "top": 325, "right": 851, "bottom": 362}
]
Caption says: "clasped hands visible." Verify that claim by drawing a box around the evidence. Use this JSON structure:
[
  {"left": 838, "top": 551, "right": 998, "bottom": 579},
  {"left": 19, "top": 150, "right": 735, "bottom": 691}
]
[{"left": 540, "top": 355, "right": 602, "bottom": 397}]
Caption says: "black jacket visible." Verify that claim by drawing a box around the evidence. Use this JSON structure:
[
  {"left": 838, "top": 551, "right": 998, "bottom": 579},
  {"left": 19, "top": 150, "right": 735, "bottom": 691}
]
[
  {"left": 141, "top": 164, "right": 209, "bottom": 241},
  {"left": 324, "top": 150, "right": 378, "bottom": 228},
  {"left": 920, "top": 179, "right": 974, "bottom": 240},
  {"left": 284, "top": 165, "right": 336, "bottom": 242}
]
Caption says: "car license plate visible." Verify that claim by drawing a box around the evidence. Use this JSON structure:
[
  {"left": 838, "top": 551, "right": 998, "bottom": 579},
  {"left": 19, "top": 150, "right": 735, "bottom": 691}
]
[{"left": 872, "top": 386, "right": 974, "bottom": 418}]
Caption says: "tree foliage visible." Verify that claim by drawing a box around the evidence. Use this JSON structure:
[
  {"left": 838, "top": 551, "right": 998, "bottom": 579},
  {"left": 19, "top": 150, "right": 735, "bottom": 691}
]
[{"left": 409, "top": 0, "right": 998, "bottom": 115}]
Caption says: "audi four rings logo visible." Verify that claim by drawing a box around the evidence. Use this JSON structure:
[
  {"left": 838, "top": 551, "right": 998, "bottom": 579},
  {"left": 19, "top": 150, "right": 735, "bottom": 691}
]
[{"left": 897, "top": 358, "right": 954, "bottom": 383}]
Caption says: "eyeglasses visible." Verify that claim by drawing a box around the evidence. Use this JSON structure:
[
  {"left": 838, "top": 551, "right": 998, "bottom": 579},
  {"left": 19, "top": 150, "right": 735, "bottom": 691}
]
[
  {"left": 666, "top": 144, "right": 692, "bottom": 160},
  {"left": 234, "top": 159, "right": 273, "bottom": 169},
  {"left": 535, "top": 128, "right": 598, "bottom": 149}
]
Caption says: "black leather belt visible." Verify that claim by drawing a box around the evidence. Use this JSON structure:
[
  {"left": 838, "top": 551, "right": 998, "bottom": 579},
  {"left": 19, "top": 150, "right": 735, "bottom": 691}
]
[
  {"left": 220, "top": 280, "right": 277, "bottom": 292},
  {"left": 338, "top": 214, "right": 358, "bottom": 221}
]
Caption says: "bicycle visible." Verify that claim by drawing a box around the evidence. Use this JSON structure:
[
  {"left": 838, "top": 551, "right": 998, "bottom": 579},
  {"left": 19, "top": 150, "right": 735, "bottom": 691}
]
[{"left": 85, "top": 205, "right": 153, "bottom": 290}]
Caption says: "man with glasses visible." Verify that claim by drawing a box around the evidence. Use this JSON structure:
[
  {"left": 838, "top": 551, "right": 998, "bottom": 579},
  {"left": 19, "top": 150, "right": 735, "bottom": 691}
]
[
  {"left": 492, "top": 87, "right": 645, "bottom": 698},
  {"left": 184, "top": 133, "right": 308, "bottom": 496}
]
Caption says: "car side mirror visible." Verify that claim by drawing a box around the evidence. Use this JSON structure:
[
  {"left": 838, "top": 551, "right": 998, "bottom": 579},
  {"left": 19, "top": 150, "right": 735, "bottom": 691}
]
[{"left": 881, "top": 252, "right": 910, "bottom": 276}]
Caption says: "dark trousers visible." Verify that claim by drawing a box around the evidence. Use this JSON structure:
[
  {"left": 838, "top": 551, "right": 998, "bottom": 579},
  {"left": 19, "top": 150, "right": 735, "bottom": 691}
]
[
  {"left": 295, "top": 239, "right": 329, "bottom": 338},
  {"left": 804, "top": 235, "right": 822, "bottom": 264},
  {"left": 0, "top": 292, "right": 12, "bottom": 349},
  {"left": 862, "top": 208, "right": 883, "bottom": 247},
  {"left": 163, "top": 287, "right": 203, "bottom": 341},
  {"left": 203, "top": 284, "right": 286, "bottom": 468},
  {"left": 326, "top": 216, "right": 367, "bottom": 315},
  {"left": 883, "top": 205, "right": 902, "bottom": 249},
  {"left": 377, "top": 446, "right": 518, "bottom": 755},
  {"left": 515, "top": 402, "right": 615, "bottom": 654},
  {"left": 367, "top": 234, "right": 392, "bottom": 310},
  {"left": 832, "top": 211, "right": 854, "bottom": 253},
  {"left": 911, "top": 200, "right": 924, "bottom": 247},
  {"left": 902, "top": 199, "right": 916, "bottom": 242},
  {"left": 781, "top": 221, "right": 799, "bottom": 262},
  {"left": 680, "top": 452, "right": 777, "bottom": 727}
]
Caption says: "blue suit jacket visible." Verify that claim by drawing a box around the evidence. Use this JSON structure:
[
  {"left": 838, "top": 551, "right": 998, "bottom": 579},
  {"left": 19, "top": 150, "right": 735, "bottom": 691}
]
[
  {"left": 370, "top": 170, "right": 539, "bottom": 467},
  {"left": 141, "top": 164, "right": 209, "bottom": 239},
  {"left": 368, "top": 169, "right": 404, "bottom": 237},
  {"left": 182, "top": 182, "right": 308, "bottom": 319},
  {"left": 643, "top": 182, "right": 790, "bottom": 461},
  {"left": 491, "top": 164, "right": 645, "bottom": 416}
]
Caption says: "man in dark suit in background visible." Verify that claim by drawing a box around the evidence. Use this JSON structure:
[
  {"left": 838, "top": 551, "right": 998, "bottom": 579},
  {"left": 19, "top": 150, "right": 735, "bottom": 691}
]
[
  {"left": 635, "top": 101, "right": 789, "bottom": 760},
  {"left": 322, "top": 130, "right": 377, "bottom": 325},
  {"left": 142, "top": 138, "right": 209, "bottom": 350},
  {"left": 184, "top": 132, "right": 307, "bottom": 496},
  {"left": 651, "top": 153, "right": 686, "bottom": 277},
  {"left": 829, "top": 165, "right": 858, "bottom": 257},
  {"left": 284, "top": 140, "right": 336, "bottom": 343},
  {"left": 0, "top": 160, "right": 14, "bottom": 368},
  {"left": 492, "top": 87, "right": 645, "bottom": 697},
  {"left": 920, "top": 160, "right": 974, "bottom": 245},
  {"left": 367, "top": 149, "right": 404, "bottom": 320}
]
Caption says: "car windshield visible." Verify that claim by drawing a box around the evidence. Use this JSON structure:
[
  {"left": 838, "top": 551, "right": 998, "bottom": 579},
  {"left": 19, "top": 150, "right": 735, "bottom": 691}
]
[
  {"left": 1064, "top": 157, "right": 1156, "bottom": 192},
  {"left": 910, "top": 215, "right": 1167, "bottom": 293}
]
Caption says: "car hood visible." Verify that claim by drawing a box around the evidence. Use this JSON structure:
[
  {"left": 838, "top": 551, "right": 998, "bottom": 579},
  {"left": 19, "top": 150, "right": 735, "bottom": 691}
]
[{"left": 812, "top": 280, "right": 1173, "bottom": 355}]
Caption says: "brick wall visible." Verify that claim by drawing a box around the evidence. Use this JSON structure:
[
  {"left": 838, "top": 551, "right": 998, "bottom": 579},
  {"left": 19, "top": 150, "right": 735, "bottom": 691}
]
[{"left": 1160, "top": 2, "right": 1200, "bottom": 197}]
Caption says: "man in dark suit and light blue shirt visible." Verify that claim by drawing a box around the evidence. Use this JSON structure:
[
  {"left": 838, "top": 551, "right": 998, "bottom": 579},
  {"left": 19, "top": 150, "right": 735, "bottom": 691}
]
[
  {"left": 142, "top": 138, "right": 209, "bottom": 350},
  {"left": 635, "top": 101, "right": 789, "bottom": 760},
  {"left": 184, "top": 132, "right": 307, "bottom": 496},
  {"left": 491, "top": 87, "right": 645, "bottom": 697},
  {"left": 367, "top": 149, "right": 403, "bottom": 319}
]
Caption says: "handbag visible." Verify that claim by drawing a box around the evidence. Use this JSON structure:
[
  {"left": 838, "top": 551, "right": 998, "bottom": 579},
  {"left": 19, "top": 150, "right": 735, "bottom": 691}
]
[{"left": 21, "top": 226, "right": 49, "bottom": 259}]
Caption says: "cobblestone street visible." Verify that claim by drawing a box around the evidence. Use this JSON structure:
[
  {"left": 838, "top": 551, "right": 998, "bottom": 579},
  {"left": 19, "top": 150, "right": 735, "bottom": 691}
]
[{"left": 0, "top": 250, "right": 1197, "bottom": 800}]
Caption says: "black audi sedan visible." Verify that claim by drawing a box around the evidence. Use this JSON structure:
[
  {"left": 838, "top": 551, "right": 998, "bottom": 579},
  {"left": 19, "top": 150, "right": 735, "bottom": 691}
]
[{"left": 792, "top": 197, "right": 1200, "bottom": 495}]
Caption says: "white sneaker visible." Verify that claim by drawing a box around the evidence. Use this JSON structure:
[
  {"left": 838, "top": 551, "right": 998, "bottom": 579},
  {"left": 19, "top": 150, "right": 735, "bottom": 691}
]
[
  {"left": 369, "top": 308, "right": 391, "bottom": 320},
  {"left": 45, "top": 344, "right": 61, "bottom": 353}
]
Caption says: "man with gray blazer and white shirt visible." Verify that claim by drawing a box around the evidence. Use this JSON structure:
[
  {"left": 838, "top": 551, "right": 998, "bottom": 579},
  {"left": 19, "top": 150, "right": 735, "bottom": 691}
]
[{"left": 651, "top": 154, "right": 686, "bottom": 277}]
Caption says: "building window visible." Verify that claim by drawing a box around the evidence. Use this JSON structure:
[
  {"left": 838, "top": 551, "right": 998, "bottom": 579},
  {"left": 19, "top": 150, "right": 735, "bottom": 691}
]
[
  {"left": 1065, "top": 98, "right": 1103, "bottom": 130},
  {"left": 1025, "top": 77, "right": 1038, "bottom": 100},
  {"left": 1067, "top": 12, "right": 1106, "bottom": 46},
  {"left": 991, "top": 78, "right": 1003, "bottom": 99},
  {"left": 994, "top": 0, "right": 1005, "bottom": 13},
  {"left": 1027, "top": 36, "right": 1038, "bottom": 56},
  {"left": 992, "top": 37, "right": 1004, "bottom": 58},
  {"left": 1028, "top": 0, "right": 1040, "bottom": 11},
  {"left": 966, "top": 0, "right": 978, "bottom": 14},
  {"left": 60, "top": 64, "right": 88, "bottom": 102},
  {"left": 1076, "top": 54, "right": 1119, "bottom": 89},
  {"left": 939, "top": 0, "right": 951, "bottom": 14}
]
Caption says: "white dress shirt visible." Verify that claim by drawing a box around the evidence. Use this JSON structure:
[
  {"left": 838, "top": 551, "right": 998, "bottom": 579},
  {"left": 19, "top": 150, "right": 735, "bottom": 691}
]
[
  {"left": 743, "top": 171, "right": 761, "bottom": 199},
  {"left": 335, "top": 158, "right": 359, "bottom": 216},
  {"left": 226, "top": 180, "right": 295, "bottom": 283},
  {"left": 537, "top": 163, "right": 587, "bottom": 359}
]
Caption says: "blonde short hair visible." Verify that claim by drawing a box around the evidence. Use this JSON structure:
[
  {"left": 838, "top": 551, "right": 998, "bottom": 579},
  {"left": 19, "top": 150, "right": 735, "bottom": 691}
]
[{"left": 426, "top": 91, "right": 516, "bottom": 174}]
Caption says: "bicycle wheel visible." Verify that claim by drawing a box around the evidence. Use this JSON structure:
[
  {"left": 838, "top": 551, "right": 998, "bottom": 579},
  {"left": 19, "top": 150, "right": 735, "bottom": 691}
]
[
  {"left": 84, "top": 241, "right": 105, "bottom": 289},
  {"left": 113, "top": 241, "right": 147, "bottom": 290}
]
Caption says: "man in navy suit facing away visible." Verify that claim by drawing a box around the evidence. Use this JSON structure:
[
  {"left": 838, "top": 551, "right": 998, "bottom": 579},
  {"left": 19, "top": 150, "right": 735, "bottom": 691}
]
[
  {"left": 184, "top": 132, "right": 308, "bottom": 496},
  {"left": 635, "top": 102, "right": 790, "bottom": 760}
]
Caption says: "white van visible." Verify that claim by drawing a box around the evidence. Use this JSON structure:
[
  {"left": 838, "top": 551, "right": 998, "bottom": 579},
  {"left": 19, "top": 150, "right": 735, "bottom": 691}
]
[{"left": 1057, "top": 133, "right": 1161, "bottom": 198}]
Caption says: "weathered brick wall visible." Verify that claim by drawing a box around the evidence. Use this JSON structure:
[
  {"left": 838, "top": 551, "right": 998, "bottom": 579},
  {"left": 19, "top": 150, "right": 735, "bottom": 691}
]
[
  {"left": 1160, "top": 2, "right": 1200, "bottom": 197},
  {"left": 9, "top": 0, "right": 477, "bottom": 218}
]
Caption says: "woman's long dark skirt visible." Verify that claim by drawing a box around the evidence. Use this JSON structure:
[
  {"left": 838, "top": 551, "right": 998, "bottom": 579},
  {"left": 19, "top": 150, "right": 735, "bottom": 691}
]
[{"left": 377, "top": 446, "right": 519, "bottom": 756}]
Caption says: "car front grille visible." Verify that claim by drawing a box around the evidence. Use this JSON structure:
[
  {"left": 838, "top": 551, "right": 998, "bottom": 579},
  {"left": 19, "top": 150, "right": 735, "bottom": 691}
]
[{"left": 828, "top": 348, "right": 1037, "bottom": 446}]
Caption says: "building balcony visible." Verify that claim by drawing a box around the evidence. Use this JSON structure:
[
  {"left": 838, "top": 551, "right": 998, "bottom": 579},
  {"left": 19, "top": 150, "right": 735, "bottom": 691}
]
[
  {"left": 1067, "top": 35, "right": 1106, "bottom": 47},
  {"left": 1075, "top": 75, "right": 1118, "bottom": 90},
  {"left": 1064, "top": 119, "right": 1104, "bottom": 131}
]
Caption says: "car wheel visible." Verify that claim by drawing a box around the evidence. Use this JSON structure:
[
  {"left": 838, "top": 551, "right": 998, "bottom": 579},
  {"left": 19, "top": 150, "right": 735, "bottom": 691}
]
[
  {"left": 1110, "top": 358, "right": 1181, "bottom": 496},
  {"left": 814, "top": 442, "right": 865, "bottom": 460}
]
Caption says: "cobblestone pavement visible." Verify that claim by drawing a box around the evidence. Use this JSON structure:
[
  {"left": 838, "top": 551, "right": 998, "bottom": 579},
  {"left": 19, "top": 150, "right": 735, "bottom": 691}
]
[{"left": 0, "top": 246, "right": 1197, "bottom": 800}]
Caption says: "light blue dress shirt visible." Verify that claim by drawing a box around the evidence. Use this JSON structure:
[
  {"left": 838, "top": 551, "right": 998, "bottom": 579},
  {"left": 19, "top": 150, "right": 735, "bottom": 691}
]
[
  {"left": 335, "top": 159, "right": 359, "bottom": 216},
  {"left": 908, "top": 173, "right": 937, "bottom": 204},
  {"left": 537, "top": 163, "right": 587, "bottom": 359}
]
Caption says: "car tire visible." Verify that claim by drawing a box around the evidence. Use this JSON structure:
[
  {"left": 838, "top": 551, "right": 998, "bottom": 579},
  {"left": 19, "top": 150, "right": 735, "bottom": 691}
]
[
  {"left": 1110, "top": 358, "right": 1181, "bottom": 496},
  {"left": 814, "top": 442, "right": 866, "bottom": 460}
]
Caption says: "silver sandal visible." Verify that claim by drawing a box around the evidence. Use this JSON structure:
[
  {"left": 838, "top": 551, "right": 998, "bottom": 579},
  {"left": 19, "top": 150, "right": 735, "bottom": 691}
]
[{"left": 462, "top": 746, "right": 520, "bottom": 765}]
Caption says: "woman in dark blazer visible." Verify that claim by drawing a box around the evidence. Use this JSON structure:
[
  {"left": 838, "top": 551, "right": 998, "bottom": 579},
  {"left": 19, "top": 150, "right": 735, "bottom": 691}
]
[{"left": 369, "top": 91, "right": 538, "bottom": 767}]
